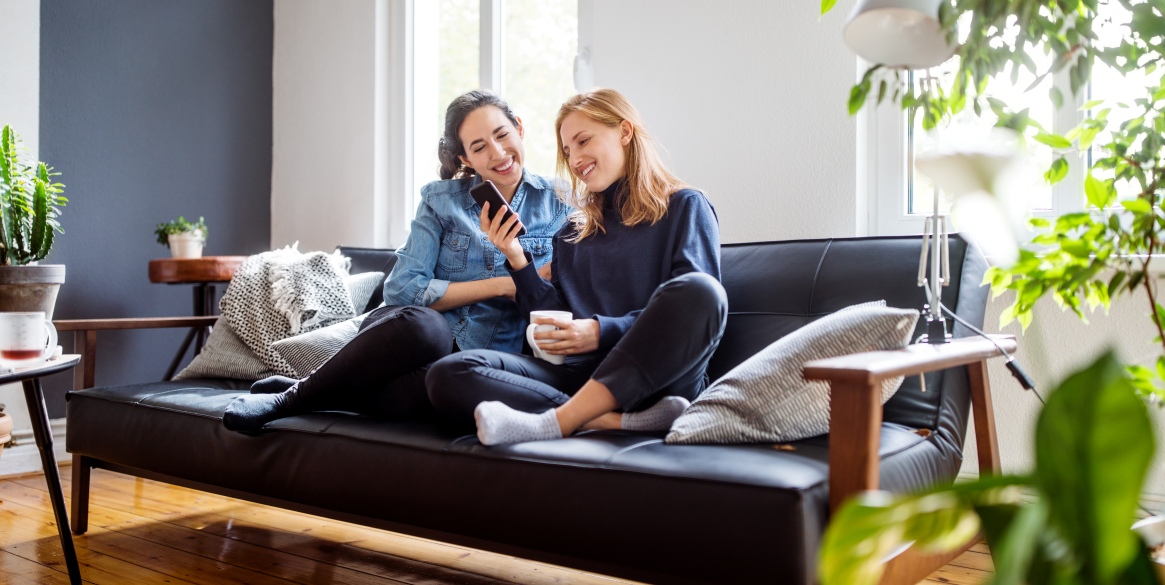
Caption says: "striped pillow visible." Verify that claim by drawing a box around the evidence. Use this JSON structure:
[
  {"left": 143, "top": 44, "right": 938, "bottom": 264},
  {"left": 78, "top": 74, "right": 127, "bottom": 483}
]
[
  {"left": 665, "top": 302, "right": 919, "bottom": 445},
  {"left": 271, "top": 313, "right": 368, "bottom": 377}
]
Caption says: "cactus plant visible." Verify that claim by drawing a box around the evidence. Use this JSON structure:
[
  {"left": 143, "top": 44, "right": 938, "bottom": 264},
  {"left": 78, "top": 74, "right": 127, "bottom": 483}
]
[{"left": 0, "top": 125, "right": 67, "bottom": 266}]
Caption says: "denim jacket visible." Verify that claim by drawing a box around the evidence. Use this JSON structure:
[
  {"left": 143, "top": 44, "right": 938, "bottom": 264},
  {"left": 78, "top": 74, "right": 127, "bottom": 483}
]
[{"left": 383, "top": 172, "right": 572, "bottom": 353}]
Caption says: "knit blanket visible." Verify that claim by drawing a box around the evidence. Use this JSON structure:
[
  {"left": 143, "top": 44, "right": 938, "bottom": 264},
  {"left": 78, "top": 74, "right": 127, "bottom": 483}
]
[{"left": 219, "top": 245, "right": 355, "bottom": 377}]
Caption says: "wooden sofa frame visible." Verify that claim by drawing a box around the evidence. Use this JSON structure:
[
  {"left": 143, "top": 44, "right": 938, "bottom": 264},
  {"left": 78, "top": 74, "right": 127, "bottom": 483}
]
[{"left": 55, "top": 316, "right": 1013, "bottom": 585}]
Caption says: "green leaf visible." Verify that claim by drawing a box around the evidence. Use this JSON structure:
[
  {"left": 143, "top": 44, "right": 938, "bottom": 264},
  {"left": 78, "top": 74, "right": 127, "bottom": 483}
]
[
  {"left": 976, "top": 501, "right": 1048, "bottom": 585},
  {"left": 1050, "top": 86, "right": 1064, "bottom": 110},
  {"left": 1122, "top": 199, "right": 1152, "bottom": 215},
  {"left": 848, "top": 82, "right": 869, "bottom": 116},
  {"left": 820, "top": 0, "right": 837, "bottom": 16},
  {"left": 1045, "top": 157, "right": 1069, "bottom": 185},
  {"left": 1085, "top": 174, "right": 1117, "bottom": 208},
  {"left": 1034, "top": 351, "right": 1155, "bottom": 584},
  {"left": 1034, "top": 133, "right": 1073, "bottom": 149}
]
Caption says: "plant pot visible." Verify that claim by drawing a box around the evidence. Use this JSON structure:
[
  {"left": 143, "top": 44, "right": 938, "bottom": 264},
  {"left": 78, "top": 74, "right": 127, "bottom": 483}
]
[
  {"left": 0, "top": 264, "right": 66, "bottom": 320},
  {"left": 168, "top": 231, "right": 205, "bottom": 259},
  {"left": 1133, "top": 515, "right": 1165, "bottom": 582}
]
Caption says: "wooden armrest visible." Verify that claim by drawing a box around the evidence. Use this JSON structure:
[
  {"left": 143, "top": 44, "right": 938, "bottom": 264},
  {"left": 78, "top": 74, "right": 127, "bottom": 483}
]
[
  {"left": 804, "top": 335, "right": 1014, "bottom": 513},
  {"left": 54, "top": 316, "right": 219, "bottom": 331},
  {"left": 54, "top": 316, "right": 220, "bottom": 392}
]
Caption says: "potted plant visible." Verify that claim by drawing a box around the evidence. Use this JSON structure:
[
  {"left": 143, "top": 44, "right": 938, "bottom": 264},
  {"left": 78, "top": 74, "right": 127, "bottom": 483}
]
[
  {"left": 816, "top": 0, "right": 1165, "bottom": 582},
  {"left": 0, "top": 125, "right": 68, "bottom": 319},
  {"left": 155, "top": 216, "right": 207, "bottom": 259}
]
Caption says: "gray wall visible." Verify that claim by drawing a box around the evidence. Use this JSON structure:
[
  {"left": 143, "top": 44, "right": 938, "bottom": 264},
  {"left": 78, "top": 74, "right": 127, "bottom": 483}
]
[{"left": 39, "top": 0, "right": 273, "bottom": 416}]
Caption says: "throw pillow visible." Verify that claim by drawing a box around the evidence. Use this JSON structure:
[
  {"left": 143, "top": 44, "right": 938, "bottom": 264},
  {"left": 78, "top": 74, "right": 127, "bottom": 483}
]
[
  {"left": 665, "top": 302, "right": 919, "bottom": 445},
  {"left": 271, "top": 313, "right": 369, "bottom": 377},
  {"left": 173, "top": 316, "right": 278, "bottom": 381},
  {"left": 346, "top": 271, "right": 385, "bottom": 313}
]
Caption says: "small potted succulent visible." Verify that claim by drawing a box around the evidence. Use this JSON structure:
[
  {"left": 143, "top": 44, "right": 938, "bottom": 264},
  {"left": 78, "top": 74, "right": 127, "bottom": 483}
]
[{"left": 155, "top": 216, "right": 208, "bottom": 259}]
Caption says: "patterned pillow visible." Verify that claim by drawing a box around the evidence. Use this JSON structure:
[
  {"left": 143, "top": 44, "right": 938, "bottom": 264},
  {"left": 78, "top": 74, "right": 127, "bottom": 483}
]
[
  {"left": 346, "top": 272, "right": 385, "bottom": 313},
  {"left": 173, "top": 316, "right": 277, "bottom": 381},
  {"left": 271, "top": 313, "right": 368, "bottom": 377},
  {"left": 665, "top": 302, "right": 919, "bottom": 445}
]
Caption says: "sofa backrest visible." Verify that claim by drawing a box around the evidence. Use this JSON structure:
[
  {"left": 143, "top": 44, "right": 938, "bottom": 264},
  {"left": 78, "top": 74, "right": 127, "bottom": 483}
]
[{"left": 339, "top": 236, "right": 990, "bottom": 447}]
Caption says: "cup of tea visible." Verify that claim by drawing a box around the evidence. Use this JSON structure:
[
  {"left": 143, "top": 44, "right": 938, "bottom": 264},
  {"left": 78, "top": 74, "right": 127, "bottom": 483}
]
[
  {"left": 526, "top": 310, "right": 572, "bottom": 365},
  {"left": 0, "top": 312, "right": 58, "bottom": 369}
]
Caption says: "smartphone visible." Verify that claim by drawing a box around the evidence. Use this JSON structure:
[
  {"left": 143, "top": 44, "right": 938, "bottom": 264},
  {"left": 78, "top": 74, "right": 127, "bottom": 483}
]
[{"left": 470, "top": 180, "right": 527, "bottom": 237}]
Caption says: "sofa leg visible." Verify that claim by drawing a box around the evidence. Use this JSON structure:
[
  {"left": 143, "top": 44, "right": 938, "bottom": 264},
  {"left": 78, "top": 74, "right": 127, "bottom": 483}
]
[{"left": 70, "top": 454, "right": 91, "bottom": 535}]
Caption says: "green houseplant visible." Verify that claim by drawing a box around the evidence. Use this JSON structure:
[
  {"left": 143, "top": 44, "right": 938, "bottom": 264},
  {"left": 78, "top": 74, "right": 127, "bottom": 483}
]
[
  {"left": 817, "top": 0, "right": 1165, "bottom": 583},
  {"left": 154, "top": 216, "right": 207, "bottom": 259},
  {"left": 0, "top": 125, "right": 68, "bottom": 318}
]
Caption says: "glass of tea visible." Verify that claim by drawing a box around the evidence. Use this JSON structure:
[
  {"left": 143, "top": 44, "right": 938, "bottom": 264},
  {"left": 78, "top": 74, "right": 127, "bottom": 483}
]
[{"left": 0, "top": 312, "right": 57, "bottom": 369}]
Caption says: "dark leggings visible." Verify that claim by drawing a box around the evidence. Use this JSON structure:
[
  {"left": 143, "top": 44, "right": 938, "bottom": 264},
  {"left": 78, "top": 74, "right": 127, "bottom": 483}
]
[
  {"left": 295, "top": 305, "right": 454, "bottom": 420},
  {"left": 425, "top": 272, "right": 728, "bottom": 424}
]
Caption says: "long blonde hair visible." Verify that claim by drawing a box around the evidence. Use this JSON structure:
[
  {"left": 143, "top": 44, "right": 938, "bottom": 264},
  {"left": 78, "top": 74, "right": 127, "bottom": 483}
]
[{"left": 554, "top": 89, "right": 688, "bottom": 242}]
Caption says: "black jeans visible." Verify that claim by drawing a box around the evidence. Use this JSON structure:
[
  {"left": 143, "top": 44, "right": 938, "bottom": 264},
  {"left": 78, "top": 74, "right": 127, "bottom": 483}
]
[
  {"left": 425, "top": 272, "right": 728, "bottom": 424},
  {"left": 296, "top": 304, "right": 454, "bottom": 420}
]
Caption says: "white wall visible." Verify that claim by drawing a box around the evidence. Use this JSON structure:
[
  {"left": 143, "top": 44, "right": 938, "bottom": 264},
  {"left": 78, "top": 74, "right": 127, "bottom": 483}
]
[
  {"left": 587, "top": 0, "right": 858, "bottom": 243},
  {"left": 271, "top": 0, "right": 393, "bottom": 253},
  {"left": 0, "top": 0, "right": 41, "bottom": 444}
]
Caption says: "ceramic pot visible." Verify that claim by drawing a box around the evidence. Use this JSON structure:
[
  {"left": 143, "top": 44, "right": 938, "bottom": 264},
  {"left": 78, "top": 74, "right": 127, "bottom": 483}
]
[
  {"left": 168, "top": 231, "right": 205, "bottom": 259},
  {"left": 0, "top": 264, "right": 65, "bottom": 320}
]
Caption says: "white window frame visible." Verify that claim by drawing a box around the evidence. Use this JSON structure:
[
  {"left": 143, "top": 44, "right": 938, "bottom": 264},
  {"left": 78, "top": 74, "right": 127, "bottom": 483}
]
[{"left": 861, "top": 60, "right": 1089, "bottom": 237}]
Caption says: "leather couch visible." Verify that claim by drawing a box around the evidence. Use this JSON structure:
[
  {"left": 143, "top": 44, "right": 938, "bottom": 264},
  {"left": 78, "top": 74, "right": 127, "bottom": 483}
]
[{"left": 63, "top": 235, "right": 994, "bottom": 584}]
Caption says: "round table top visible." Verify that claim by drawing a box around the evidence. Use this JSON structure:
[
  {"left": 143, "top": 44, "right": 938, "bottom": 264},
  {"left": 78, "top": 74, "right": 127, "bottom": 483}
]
[
  {"left": 148, "top": 256, "right": 247, "bottom": 284},
  {"left": 0, "top": 354, "right": 80, "bottom": 384}
]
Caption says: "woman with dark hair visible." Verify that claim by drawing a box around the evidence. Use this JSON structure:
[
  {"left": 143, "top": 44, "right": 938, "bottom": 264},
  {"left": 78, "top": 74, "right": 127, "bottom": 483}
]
[
  {"left": 223, "top": 89, "right": 571, "bottom": 432},
  {"left": 426, "top": 88, "right": 726, "bottom": 445}
]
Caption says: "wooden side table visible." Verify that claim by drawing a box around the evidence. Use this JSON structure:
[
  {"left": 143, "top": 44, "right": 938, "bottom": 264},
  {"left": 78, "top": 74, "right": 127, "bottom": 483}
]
[
  {"left": 148, "top": 256, "right": 246, "bottom": 379},
  {"left": 3, "top": 354, "right": 83, "bottom": 584}
]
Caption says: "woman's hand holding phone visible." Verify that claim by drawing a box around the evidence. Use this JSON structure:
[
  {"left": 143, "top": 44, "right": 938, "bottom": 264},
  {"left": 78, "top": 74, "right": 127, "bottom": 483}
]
[{"left": 480, "top": 203, "right": 528, "bottom": 270}]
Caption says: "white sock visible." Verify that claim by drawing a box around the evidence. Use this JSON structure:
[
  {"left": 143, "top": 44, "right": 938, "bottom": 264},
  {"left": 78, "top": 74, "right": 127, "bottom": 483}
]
[
  {"left": 621, "top": 396, "right": 691, "bottom": 431},
  {"left": 474, "top": 401, "right": 563, "bottom": 446}
]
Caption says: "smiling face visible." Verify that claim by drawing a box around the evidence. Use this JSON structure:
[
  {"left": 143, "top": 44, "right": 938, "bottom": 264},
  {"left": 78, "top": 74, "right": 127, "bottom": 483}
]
[
  {"left": 457, "top": 106, "right": 525, "bottom": 199},
  {"left": 559, "top": 111, "right": 633, "bottom": 193}
]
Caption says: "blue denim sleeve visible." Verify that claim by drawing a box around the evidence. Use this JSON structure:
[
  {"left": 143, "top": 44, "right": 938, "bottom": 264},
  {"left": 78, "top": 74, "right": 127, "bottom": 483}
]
[{"left": 383, "top": 198, "right": 450, "bottom": 306}]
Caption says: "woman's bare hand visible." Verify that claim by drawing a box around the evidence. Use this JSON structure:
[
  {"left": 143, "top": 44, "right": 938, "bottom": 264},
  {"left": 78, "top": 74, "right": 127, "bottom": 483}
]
[
  {"left": 531, "top": 316, "right": 600, "bottom": 355},
  {"left": 480, "top": 203, "right": 528, "bottom": 270}
]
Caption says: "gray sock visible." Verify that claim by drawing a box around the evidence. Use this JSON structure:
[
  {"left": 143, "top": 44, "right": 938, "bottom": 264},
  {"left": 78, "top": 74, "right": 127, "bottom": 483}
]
[
  {"left": 223, "top": 387, "right": 300, "bottom": 433},
  {"left": 474, "top": 401, "right": 562, "bottom": 446},
  {"left": 250, "top": 375, "right": 299, "bottom": 394},
  {"left": 621, "top": 396, "right": 691, "bottom": 431}
]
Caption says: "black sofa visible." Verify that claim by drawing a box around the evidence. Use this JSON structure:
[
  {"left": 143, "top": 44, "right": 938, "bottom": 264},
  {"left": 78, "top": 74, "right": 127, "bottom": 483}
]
[{"left": 62, "top": 235, "right": 998, "bottom": 585}]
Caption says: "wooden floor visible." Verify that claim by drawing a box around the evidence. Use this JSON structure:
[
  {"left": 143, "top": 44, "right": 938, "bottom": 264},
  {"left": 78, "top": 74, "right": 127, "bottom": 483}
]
[{"left": 0, "top": 467, "right": 993, "bottom": 584}]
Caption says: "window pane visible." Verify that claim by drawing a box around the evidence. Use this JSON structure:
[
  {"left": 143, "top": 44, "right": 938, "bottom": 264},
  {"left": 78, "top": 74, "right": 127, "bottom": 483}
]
[
  {"left": 909, "top": 54, "right": 1056, "bottom": 216},
  {"left": 504, "top": 0, "right": 578, "bottom": 180},
  {"left": 1090, "top": 1, "right": 1162, "bottom": 201},
  {"left": 439, "top": 0, "right": 480, "bottom": 140}
]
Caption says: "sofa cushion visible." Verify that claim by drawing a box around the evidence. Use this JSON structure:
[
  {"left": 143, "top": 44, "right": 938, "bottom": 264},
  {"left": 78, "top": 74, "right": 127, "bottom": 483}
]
[
  {"left": 666, "top": 302, "right": 918, "bottom": 444},
  {"left": 173, "top": 317, "right": 276, "bottom": 381}
]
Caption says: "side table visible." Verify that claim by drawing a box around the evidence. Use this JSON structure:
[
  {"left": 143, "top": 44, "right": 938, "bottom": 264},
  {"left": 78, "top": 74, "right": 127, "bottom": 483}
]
[
  {"left": 3, "top": 354, "right": 83, "bottom": 584},
  {"left": 148, "top": 256, "right": 245, "bottom": 379}
]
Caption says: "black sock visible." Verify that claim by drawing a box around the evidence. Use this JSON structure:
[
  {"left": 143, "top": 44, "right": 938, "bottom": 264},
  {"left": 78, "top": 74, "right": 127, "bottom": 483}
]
[
  {"left": 223, "top": 385, "right": 303, "bottom": 432},
  {"left": 250, "top": 375, "right": 299, "bottom": 394}
]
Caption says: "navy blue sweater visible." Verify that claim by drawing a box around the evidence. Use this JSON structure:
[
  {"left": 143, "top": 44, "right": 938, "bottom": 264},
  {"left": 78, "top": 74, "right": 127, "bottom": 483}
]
[{"left": 509, "top": 182, "right": 721, "bottom": 351}]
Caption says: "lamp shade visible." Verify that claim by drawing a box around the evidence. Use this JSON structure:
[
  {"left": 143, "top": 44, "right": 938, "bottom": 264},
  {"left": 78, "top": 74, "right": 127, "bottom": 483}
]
[{"left": 844, "top": 0, "right": 955, "bottom": 69}]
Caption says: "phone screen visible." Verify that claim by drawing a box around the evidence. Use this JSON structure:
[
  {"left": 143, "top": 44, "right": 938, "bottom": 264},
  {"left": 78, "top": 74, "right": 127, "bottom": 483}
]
[{"left": 470, "top": 180, "right": 527, "bottom": 237}]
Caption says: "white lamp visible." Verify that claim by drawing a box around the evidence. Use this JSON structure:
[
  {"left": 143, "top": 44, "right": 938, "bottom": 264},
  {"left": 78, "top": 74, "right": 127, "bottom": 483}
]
[{"left": 844, "top": 0, "right": 955, "bottom": 69}]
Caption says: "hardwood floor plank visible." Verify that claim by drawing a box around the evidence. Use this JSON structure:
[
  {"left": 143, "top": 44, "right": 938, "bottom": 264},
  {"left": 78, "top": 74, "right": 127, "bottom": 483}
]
[
  {"left": 944, "top": 548, "right": 994, "bottom": 572},
  {"left": 0, "top": 550, "right": 74, "bottom": 584},
  {"left": 0, "top": 479, "right": 425, "bottom": 585},
  {"left": 43, "top": 470, "right": 632, "bottom": 584},
  {"left": 0, "top": 488, "right": 304, "bottom": 585}
]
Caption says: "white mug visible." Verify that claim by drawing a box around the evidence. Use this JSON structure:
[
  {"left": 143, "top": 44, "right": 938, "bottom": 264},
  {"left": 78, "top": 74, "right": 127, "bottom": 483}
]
[
  {"left": 0, "top": 312, "right": 57, "bottom": 369},
  {"left": 526, "top": 310, "right": 572, "bottom": 365}
]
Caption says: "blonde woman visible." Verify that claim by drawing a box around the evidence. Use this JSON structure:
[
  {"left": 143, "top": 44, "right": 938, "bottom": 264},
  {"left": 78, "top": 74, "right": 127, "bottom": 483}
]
[{"left": 426, "top": 88, "right": 727, "bottom": 445}]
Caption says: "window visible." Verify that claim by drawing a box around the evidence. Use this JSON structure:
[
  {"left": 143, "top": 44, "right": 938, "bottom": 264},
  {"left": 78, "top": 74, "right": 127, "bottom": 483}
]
[
  {"left": 865, "top": 2, "right": 1152, "bottom": 236},
  {"left": 409, "top": 0, "right": 577, "bottom": 219}
]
